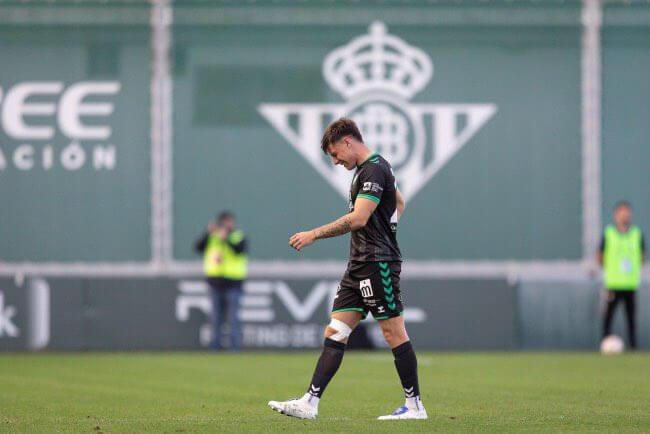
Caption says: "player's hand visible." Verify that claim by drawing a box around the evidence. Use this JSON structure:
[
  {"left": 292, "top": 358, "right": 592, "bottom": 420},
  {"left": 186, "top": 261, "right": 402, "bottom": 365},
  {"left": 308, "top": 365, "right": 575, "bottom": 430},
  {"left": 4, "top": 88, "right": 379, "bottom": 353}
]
[{"left": 289, "top": 231, "right": 316, "bottom": 251}]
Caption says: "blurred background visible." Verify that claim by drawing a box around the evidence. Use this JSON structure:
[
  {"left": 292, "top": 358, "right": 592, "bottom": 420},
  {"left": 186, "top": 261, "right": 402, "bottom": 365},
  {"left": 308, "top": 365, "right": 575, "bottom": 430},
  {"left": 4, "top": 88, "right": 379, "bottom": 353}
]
[{"left": 0, "top": 0, "right": 648, "bottom": 352}]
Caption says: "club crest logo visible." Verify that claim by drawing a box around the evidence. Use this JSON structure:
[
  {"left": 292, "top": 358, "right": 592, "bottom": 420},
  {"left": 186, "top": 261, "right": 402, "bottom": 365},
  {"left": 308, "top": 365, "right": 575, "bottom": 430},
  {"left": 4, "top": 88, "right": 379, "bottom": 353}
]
[{"left": 259, "top": 21, "right": 497, "bottom": 201}]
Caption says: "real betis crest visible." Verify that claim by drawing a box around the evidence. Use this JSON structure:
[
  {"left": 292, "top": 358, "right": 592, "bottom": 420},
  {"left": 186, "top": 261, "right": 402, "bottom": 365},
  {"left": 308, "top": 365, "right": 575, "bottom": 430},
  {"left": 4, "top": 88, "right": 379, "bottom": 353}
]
[{"left": 259, "top": 21, "right": 497, "bottom": 201}]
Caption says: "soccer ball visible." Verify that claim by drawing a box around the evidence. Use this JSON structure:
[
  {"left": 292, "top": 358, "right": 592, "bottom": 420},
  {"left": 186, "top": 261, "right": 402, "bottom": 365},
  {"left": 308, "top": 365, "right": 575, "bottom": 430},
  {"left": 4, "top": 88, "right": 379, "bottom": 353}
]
[{"left": 600, "top": 335, "right": 624, "bottom": 355}]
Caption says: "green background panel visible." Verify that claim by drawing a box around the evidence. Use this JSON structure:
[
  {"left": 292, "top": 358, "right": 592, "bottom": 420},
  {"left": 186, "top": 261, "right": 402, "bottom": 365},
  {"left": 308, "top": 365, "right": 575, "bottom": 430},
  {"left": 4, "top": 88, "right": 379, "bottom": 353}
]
[
  {"left": 0, "top": 26, "right": 151, "bottom": 261},
  {"left": 173, "top": 17, "right": 582, "bottom": 261},
  {"left": 602, "top": 10, "right": 650, "bottom": 245}
]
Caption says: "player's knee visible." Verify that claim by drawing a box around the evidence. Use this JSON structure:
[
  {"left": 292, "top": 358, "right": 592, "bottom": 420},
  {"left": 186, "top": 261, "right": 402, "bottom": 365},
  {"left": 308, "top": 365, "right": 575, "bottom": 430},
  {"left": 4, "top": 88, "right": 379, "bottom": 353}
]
[
  {"left": 380, "top": 322, "right": 408, "bottom": 346},
  {"left": 325, "top": 318, "right": 352, "bottom": 343},
  {"left": 324, "top": 327, "right": 337, "bottom": 339},
  {"left": 381, "top": 327, "right": 395, "bottom": 343}
]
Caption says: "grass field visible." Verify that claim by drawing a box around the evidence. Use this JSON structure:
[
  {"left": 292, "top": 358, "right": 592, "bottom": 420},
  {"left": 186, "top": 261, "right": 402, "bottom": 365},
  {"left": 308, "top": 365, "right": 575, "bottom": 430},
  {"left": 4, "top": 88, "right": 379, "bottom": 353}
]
[{"left": 1, "top": 351, "right": 649, "bottom": 433}]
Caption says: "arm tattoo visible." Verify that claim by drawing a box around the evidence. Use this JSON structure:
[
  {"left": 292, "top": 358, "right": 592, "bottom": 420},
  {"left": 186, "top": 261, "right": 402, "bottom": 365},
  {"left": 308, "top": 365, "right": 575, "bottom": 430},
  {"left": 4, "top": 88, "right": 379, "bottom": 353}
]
[{"left": 313, "top": 215, "right": 353, "bottom": 240}]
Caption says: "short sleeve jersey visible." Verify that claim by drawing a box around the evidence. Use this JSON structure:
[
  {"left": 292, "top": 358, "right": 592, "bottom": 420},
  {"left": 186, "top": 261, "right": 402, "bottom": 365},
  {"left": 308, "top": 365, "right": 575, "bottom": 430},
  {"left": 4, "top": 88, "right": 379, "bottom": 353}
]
[{"left": 348, "top": 153, "right": 402, "bottom": 262}]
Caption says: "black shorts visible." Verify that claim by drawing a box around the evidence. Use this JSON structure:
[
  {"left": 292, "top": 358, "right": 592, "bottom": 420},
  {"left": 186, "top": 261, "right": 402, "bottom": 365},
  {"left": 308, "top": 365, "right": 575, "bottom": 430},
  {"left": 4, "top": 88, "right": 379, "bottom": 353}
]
[{"left": 332, "top": 261, "right": 404, "bottom": 320}]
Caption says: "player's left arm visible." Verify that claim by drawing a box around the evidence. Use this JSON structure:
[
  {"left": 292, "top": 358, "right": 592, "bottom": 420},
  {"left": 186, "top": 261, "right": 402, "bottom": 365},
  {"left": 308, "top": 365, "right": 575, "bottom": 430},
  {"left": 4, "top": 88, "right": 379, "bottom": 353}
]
[
  {"left": 396, "top": 188, "right": 406, "bottom": 220},
  {"left": 289, "top": 198, "right": 378, "bottom": 251},
  {"left": 642, "top": 233, "right": 646, "bottom": 264}
]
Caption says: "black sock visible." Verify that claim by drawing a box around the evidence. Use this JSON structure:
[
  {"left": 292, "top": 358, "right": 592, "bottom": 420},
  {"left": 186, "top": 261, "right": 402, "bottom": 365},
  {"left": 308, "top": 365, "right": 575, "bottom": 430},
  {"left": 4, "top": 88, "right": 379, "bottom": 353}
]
[
  {"left": 307, "top": 338, "right": 345, "bottom": 398},
  {"left": 392, "top": 341, "right": 420, "bottom": 398}
]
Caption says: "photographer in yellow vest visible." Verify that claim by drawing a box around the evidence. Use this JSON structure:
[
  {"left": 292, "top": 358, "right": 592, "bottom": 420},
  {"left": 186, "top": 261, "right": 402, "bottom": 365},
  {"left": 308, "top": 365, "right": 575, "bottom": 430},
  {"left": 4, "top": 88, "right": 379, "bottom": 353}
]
[
  {"left": 195, "top": 211, "right": 248, "bottom": 351},
  {"left": 598, "top": 201, "right": 646, "bottom": 350}
]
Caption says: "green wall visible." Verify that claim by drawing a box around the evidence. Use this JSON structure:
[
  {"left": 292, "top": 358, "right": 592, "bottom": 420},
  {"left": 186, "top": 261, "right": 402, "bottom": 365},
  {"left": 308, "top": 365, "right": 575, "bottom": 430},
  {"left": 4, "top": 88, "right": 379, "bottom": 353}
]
[
  {"left": 0, "top": 22, "right": 151, "bottom": 261},
  {"left": 3, "top": 1, "right": 649, "bottom": 264},
  {"left": 172, "top": 6, "right": 582, "bottom": 261},
  {"left": 602, "top": 5, "right": 650, "bottom": 244}
]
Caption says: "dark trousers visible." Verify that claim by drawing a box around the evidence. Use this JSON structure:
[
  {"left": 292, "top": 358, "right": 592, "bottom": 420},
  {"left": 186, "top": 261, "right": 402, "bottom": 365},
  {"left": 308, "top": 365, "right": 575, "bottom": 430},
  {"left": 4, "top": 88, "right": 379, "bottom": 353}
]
[
  {"left": 207, "top": 277, "right": 243, "bottom": 351},
  {"left": 602, "top": 290, "right": 637, "bottom": 349}
]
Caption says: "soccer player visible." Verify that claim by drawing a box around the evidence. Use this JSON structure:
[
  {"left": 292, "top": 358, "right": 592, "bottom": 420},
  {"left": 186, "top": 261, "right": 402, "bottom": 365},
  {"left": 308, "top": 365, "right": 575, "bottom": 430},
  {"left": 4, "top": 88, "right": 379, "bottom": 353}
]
[{"left": 268, "top": 118, "right": 427, "bottom": 420}]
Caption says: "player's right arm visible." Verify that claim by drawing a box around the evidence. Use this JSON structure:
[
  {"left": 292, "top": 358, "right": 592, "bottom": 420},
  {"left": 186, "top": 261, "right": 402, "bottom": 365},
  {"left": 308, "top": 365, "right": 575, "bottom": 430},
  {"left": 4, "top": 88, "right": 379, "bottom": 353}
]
[
  {"left": 597, "top": 232, "right": 605, "bottom": 267},
  {"left": 288, "top": 198, "right": 378, "bottom": 251},
  {"left": 290, "top": 163, "right": 388, "bottom": 251}
]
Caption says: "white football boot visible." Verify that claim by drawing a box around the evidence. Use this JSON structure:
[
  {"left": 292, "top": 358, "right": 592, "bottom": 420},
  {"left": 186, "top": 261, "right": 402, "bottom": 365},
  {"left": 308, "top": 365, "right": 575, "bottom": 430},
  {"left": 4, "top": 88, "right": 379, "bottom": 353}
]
[
  {"left": 268, "top": 394, "right": 318, "bottom": 420},
  {"left": 378, "top": 397, "right": 428, "bottom": 420}
]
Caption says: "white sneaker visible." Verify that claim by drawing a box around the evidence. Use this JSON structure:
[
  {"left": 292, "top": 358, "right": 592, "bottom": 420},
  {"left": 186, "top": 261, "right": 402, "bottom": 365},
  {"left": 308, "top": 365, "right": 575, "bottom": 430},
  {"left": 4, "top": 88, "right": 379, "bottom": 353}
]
[
  {"left": 268, "top": 394, "right": 318, "bottom": 420},
  {"left": 377, "top": 404, "right": 428, "bottom": 420}
]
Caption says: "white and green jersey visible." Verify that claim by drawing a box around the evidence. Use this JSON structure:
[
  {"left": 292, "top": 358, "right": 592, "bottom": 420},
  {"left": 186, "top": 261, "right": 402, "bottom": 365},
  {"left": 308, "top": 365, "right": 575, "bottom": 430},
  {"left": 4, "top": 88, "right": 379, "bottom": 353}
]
[{"left": 348, "top": 153, "right": 401, "bottom": 262}]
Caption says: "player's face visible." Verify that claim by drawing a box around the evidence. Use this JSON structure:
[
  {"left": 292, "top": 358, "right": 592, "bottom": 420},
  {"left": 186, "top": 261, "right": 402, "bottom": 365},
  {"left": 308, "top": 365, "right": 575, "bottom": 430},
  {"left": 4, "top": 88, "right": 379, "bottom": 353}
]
[
  {"left": 614, "top": 206, "right": 631, "bottom": 228},
  {"left": 326, "top": 138, "right": 355, "bottom": 170},
  {"left": 219, "top": 217, "right": 235, "bottom": 232}
]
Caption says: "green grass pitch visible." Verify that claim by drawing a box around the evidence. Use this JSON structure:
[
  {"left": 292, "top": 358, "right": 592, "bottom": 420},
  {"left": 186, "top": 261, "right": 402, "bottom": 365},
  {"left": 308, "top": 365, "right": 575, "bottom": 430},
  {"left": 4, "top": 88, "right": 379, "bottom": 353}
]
[{"left": 1, "top": 352, "right": 649, "bottom": 433}]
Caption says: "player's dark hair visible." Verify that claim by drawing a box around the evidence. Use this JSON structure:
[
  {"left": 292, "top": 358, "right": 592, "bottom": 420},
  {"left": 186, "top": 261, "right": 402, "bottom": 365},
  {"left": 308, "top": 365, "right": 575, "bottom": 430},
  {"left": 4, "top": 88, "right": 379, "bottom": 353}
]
[
  {"left": 217, "top": 211, "right": 235, "bottom": 224},
  {"left": 614, "top": 200, "right": 632, "bottom": 211},
  {"left": 320, "top": 118, "right": 364, "bottom": 154}
]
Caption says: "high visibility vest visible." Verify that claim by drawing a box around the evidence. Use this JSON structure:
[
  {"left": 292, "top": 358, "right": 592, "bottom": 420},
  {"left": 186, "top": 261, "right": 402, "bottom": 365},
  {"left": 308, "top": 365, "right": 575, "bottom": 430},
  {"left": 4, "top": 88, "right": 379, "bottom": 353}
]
[
  {"left": 603, "top": 225, "right": 642, "bottom": 290},
  {"left": 203, "top": 230, "right": 248, "bottom": 280}
]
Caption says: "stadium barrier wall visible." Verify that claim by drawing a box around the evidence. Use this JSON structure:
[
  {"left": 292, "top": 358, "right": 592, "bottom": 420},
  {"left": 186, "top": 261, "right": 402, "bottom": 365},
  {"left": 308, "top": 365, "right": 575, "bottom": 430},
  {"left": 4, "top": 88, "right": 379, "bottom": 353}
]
[
  {"left": 1, "top": 276, "right": 647, "bottom": 351},
  {"left": 518, "top": 278, "right": 650, "bottom": 350},
  {"left": 0, "top": 277, "right": 516, "bottom": 351}
]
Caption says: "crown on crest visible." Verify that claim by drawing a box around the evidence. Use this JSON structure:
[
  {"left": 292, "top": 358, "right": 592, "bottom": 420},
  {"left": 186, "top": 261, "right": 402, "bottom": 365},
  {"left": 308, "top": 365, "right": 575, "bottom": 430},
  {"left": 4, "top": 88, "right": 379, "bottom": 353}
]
[{"left": 323, "top": 21, "right": 433, "bottom": 100}]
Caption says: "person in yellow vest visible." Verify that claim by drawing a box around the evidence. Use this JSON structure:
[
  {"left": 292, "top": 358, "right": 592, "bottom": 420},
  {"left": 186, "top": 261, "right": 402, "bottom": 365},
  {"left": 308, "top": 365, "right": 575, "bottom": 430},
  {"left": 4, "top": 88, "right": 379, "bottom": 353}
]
[
  {"left": 598, "top": 201, "right": 646, "bottom": 350},
  {"left": 195, "top": 211, "right": 248, "bottom": 351}
]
